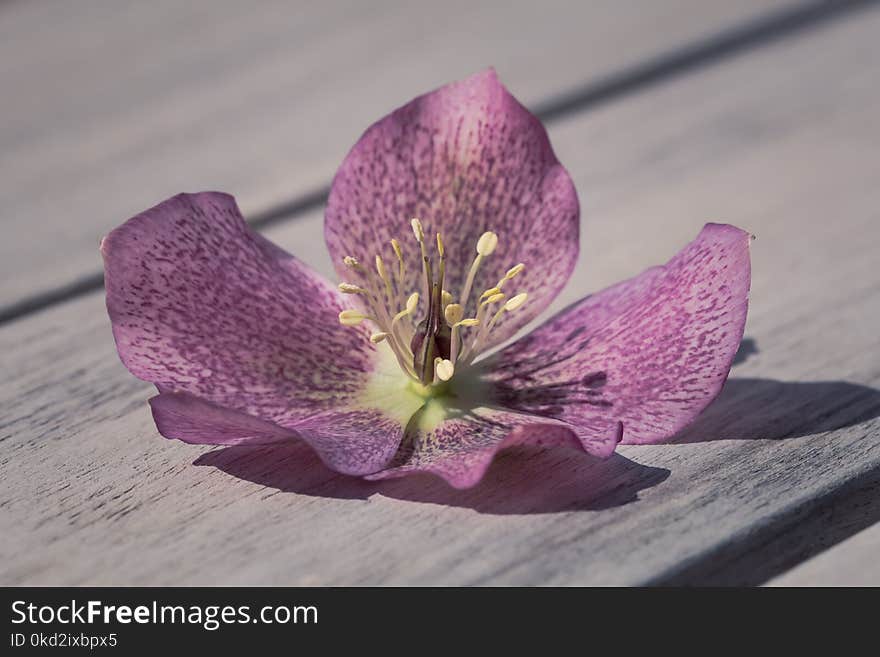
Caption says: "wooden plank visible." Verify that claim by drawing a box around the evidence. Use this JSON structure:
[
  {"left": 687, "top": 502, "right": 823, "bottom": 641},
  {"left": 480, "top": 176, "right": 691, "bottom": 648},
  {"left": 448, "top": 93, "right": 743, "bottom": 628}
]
[
  {"left": 0, "top": 0, "right": 804, "bottom": 313},
  {"left": 767, "top": 521, "right": 880, "bottom": 586},
  {"left": 2, "top": 8, "right": 880, "bottom": 585}
]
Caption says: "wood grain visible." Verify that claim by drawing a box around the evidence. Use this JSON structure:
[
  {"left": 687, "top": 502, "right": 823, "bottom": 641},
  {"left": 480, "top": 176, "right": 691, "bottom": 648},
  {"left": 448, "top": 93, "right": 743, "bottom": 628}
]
[
  {"left": 767, "top": 521, "right": 880, "bottom": 586},
  {"left": 0, "top": 0, "right": 799, "bottom": 312},
  {"left": 1, "top": 7, "right": 879, "bottom": 585}
]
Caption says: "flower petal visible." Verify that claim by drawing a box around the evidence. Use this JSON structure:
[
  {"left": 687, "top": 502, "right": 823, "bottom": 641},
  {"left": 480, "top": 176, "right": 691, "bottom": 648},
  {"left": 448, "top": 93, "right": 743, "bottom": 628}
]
[
  {"left": 150, "top": 392, "right": 296, "bottom": 446},
  {"left": 150, "top": 392, "right": 410, "bottom": 475},
  {"left": 325, "top": 69, "right": 579, "bottom": 348},
  {"left": 102, "top": 191, "right": 379, "bottom": 426},
  {"left": 366, "top": 406, "right": 620, "bottom": 489},
  {"left": 485, "top": 223, "right": 752, "bottom": 445}
]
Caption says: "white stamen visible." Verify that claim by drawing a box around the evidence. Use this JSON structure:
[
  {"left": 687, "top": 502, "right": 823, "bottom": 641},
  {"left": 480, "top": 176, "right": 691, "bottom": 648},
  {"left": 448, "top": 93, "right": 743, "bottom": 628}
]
[
  {"left": 338, "top": 283, "right": 367, "bottom": 294},
  {"left": 411, "top": 218, "right": 424, "bottom": 242},
  {"left": 391, "top": 238, "right": 406, "bottom": 296},
  {"left": 504, "top": 292, "right": 528, "bottom": 311},
  {"left": 476, "top": 231, "right": 498, "bottom": 256},
  {"left": 336, "top": 220, "right": 530, "bottom": 385},
  {"left": 375, "top": 254, "right": 394, "bottom": 306},
  {"left": 391, "top": 238, "right": 403, "bottom": 262},
  {"left": 434, "top": 358, "right": 455, "bottom": 382},
  {"left": 391, "top": 292, "right": 420, "bottom": 348},
  {"left": 497, "top": 263, "right": 525, "bottom": 289},
  {"left": 339, "top": 310, "right": 370, "bottom": 326},
  {"left": 444, "top": 303, "right": 464, "bottom": 326},
  {"left": 375, "top": 255, "right": 389, "bottom": 281},
  {"left": 405, "top": 292, "right": 419, "bottom": 314}
]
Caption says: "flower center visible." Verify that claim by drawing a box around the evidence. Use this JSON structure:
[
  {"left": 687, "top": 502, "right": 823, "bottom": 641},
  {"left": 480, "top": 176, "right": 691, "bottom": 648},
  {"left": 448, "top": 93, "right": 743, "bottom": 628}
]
[{"left": 338, "top": 218, "right": 528, "bottom": 386}]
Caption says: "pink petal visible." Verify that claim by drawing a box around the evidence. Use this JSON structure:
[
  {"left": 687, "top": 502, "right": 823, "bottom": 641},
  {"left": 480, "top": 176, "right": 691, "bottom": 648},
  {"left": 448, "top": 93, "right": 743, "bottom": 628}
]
[
  {"left": 102, "top": 192, "right": 378, "bottom": 428},
  {"left": 325, "top": 69, "right": 579, "bottom": 349},
  {"left": 485, "top": 223, "right": 752, "bottom": 445},
  {"left": 150, "top": 392, "right": 296, "bottom": 446},
  {"left": 150, "top": 392, "right": 406, "bottom": 476},
  {"left": 366, "top": 407, "right": 620, "bottom": 489}
]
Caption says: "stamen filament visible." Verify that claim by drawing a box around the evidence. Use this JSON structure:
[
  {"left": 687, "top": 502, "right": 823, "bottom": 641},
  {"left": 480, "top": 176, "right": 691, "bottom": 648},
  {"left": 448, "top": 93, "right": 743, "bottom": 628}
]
[
  {"left": 375, "top": 255, "right": 394, "bottom": 308},
  {"left": 338, "top": 222, "right": 529, "bottom": 386},
  {"left": 450, "top": 318, "right": 478, "bottom": 364},
  {"left": 459, "top": 294, "right": 505, "bottom": 362},
  {"left": 465, "top": 292, "right": 528, "bottom": 363},
  {"left": 391, "top": 238, "right": 406, "bottom": 306},
  {"left": 459, "top": 231, "right": 497, "bottom": 318},
  {"left": 459, "top": 255, "right": 484, "bottom": 316},
  {"left": 496, "top": 263, "right": 525, "bottom": 290},
  {"left": 391, "top": 293, "right": 419, "bottom": 347}
]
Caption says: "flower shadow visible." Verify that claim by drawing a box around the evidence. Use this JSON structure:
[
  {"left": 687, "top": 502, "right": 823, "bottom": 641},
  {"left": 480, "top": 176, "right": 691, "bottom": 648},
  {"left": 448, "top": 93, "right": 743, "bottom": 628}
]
[
  {"left": 674, "top": 376, "right": 880, "bottom": 443},
  {"left": 193, "top": 337, "right": 880, "bottom": 513},
  {"left": 193, "top": 443, "right": 670, "bottom": 515},
  {"left": 667, "top": 337, "right": 880, "bottom": 442}
]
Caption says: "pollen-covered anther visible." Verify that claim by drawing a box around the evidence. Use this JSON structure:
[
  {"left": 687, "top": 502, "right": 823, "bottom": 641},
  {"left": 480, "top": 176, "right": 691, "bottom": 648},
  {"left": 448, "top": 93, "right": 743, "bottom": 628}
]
[
  {"left": 405, "top": 292, "right": 419, "bottom": 314},
  {"left": 391, "top": 238, "right": 403, "bottom": 260},
  {"left": 444, "top": 303, "right": 464, "bottom": 326},
  {"left": 370, "top": 332, "right": 389, "bottom": 344},
  {"left": 375, "top": 254, "right": 394, "bottom": 304},
  {"left": 338, "top": 282, "right": 367, "bottom": 294},
  {"left": 375, "top": 255, "right": 389, "bottom": 280},
  {"left": 497, "top": 263, "right": 525, "bottom": 289},
  {"left": 411, "top": 217, "right": 425, "bottom": 242},
  {"left": 476, "top": 231, "right": 499, "bottom": 256},
  {"left": 506, "top": 263, "right": 525, "bottom": 279},
  {"left": 434, "top": 358, "right": 455, "bottom": 382},
  {"left": 339, "top": 309, "right": 370, "bottom": 326},
  {"left": 391, "top": 238, "right": 405, "bottom": 282},
  {"left": 504, "top": 292, "right": 528, "bottom": 312}
]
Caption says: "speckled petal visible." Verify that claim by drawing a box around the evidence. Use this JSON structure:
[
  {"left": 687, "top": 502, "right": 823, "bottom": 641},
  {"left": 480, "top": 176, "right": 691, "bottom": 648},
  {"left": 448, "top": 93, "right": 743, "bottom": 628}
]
[
  {"left": 325, "top": 69, "right": 579, "bottom": 348},
  {"left": 366, "top": 406, "right": 619, "bottom": 489},
  {"left": 102, "top": 192, "right": 379, "bottom": 426},
  {"left": 150, "top": 392, "right": 408, "bottom": 475},
  {"left": 484, "top": 223, "right": 752, "bottom": 445}
]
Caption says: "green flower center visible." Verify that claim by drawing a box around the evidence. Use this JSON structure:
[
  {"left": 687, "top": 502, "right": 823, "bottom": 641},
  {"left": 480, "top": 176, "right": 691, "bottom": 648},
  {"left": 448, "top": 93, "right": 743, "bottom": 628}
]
[{"left": 358, "top": 346, "right": 491, "bottom": 433}]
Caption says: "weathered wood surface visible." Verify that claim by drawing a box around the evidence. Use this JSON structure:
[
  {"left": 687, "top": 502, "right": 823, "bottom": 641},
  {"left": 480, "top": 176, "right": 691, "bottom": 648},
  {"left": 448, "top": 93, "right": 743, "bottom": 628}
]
[
  {"left": 767, "top": 521, "right": 880, "bottom": 586},
  {"left": 0, "top": 0, "right": 806, "bottom": 313},
  {"left": 2, "top": 5, "right": 880, "bottom": 585}
]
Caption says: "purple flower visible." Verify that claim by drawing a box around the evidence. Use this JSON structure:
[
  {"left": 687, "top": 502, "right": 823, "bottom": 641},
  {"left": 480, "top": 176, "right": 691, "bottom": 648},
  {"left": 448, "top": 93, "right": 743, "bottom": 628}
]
[{"left": 102, "top": 70, "right": 751, "bottom": 489}]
